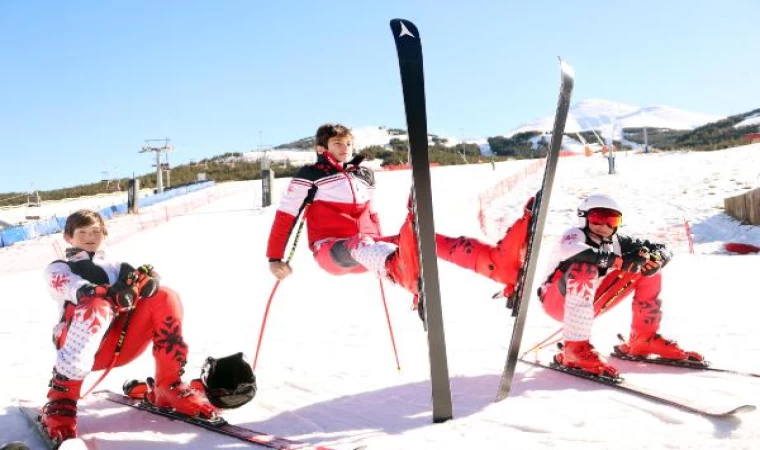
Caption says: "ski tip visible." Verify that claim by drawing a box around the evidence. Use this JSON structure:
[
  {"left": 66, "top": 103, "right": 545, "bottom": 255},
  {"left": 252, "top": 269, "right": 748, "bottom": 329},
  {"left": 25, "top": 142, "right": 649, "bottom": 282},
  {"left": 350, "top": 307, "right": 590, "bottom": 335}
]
[
  {"left": 729, "top": 404, "right": 757, "bottom": 415},
  {"left": 0, "top": 442, "right": 31, "bottom": 450},
  {"left": 389, "top": 18, "right": 419, "bottom": 39},
  {"left": 558, "top": 58, "right": 575, "bottom": 79}
]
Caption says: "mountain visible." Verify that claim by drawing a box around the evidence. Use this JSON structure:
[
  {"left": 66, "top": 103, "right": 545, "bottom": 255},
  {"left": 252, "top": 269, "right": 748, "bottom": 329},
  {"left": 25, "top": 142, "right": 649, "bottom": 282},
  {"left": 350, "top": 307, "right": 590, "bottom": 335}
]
[
  {"left": 273, "top": 125, "right": 484, "bottom": 152},
  {"left": 506, "top": 99, "right": 724, "bottom": 137}
]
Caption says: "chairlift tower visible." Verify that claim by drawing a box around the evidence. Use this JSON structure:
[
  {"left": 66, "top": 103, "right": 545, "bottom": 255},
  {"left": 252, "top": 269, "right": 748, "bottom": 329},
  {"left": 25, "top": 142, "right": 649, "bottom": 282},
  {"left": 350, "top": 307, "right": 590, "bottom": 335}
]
[{"left": 140, "top": 138, "right": 174, "bottom": 193}]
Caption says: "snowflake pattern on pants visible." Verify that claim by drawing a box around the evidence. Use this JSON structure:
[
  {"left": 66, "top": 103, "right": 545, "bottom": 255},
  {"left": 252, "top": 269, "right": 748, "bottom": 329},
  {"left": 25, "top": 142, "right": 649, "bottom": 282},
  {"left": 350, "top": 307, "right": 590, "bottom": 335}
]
[
  {"left": 563, "top": 264, "right": 600, "bottom": 342},
  {"left": 56, "top": 299, "right": 115, "bottom": 379},
  {"left": 153, "top": 315, "right": 188, "bottom": 364}
]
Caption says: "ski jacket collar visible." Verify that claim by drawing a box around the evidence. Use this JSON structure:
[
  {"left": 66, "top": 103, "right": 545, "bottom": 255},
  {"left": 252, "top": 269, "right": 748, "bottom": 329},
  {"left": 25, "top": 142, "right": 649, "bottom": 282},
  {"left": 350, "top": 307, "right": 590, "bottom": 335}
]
[
  {"left": 317, "top": 153, "right": 365, "bottom": 172},
  {"left": 65, "top": 247, "right": 104, "bottom": 261}
]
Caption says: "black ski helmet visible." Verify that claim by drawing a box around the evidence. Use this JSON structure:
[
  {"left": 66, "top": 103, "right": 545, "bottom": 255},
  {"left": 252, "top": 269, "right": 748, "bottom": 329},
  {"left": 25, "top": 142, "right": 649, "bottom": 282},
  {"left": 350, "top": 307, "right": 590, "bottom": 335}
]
[{"left": 200, "top": 352, "right": 257, "bottom": 409}]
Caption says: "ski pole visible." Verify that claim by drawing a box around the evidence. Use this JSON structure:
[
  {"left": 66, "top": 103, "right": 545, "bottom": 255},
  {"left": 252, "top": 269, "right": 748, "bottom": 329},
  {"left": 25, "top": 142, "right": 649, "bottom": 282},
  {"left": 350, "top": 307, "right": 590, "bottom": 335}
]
[
  {"left": 378, "top": 278, "right": 401, "bottom": 371},
  {"left": 253, "top": 212, "right": 307, "bottom": 370},
  {"left": 520, "top": 327, "right": 562, "bottom": 359}
]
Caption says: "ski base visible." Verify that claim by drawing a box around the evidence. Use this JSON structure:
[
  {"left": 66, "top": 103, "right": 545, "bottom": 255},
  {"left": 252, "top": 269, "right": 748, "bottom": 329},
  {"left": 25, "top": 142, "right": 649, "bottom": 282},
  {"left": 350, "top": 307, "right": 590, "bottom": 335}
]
[
  {"left": 519, "top": 357, "right": 756, "bottom": 417},
  {"left": 97, "top": 390, "right": 340, "bottom": 450},
  {"left": 18, "top": 403, "right": 88, "bottom": 450}
]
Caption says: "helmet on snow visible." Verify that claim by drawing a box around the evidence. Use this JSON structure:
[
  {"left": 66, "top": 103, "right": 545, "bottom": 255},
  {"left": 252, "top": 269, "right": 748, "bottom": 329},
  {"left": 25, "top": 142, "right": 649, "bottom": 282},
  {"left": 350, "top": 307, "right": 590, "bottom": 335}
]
[
  {"left": 201, "top": 352, "right": 257, "bottom": 409},
  {"left": 577, "top": 194, "right": 623, "bottom": 230}
]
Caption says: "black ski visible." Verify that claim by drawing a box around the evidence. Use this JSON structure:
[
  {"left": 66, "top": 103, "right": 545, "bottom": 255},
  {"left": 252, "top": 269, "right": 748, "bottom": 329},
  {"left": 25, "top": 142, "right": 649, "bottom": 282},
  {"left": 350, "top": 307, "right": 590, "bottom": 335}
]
[
  {"left": 518, "top": 357, "right": 756, "bottom": 417},
  {"left": 97, "top": 391, "right": 341, "bottom": 450},
  {"left": 495, "top": 59, "right": 575, "bottom": 402},
  {"left": 17, "top": 402, "right": 88, "bottom": 450},
  {"left": 389, "top": 18, "right": 453, "bottom": 423}
]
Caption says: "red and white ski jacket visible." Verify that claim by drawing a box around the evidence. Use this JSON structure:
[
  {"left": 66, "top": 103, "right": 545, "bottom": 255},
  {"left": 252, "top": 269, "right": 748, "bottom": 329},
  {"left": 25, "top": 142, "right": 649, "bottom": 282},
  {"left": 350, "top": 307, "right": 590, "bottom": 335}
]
[
  {"left": 266, "top": 153, "right": 382, "bottom": 260},
  {"left": 540, "top": 227, "right": 666, "bottom": 287},
  {"left": 44, "top": 248, "right": 124, "bottom": 318}
]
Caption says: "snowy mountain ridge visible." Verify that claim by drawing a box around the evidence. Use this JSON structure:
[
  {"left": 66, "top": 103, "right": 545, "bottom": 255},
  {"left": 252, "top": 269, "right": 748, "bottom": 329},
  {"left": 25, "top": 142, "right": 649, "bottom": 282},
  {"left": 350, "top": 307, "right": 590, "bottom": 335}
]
[
  {"left": 253, "top": 100, "right": 725, "bottom": 158},
  {"left": 507, "top": 98, "right": 724, "bottom": 137}
]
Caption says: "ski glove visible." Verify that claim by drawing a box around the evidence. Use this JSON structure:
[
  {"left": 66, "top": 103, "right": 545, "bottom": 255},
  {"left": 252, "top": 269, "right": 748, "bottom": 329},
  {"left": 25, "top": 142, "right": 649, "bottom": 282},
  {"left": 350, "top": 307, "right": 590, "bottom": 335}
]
[
  {"left": 641, "top": 247, "right": 670, "bottom": 277},
  {"left": 134, "top": 264, "right": 160, "bottom": 298},
  {"left": 650, "top": 246, "right": 672, "bottom": 268},
  {"left": 107, "top": 278, "right": 138, "bottom": 308},
  {"left": 76, "top": 284, "right": 111, "bottom": 303},
  {"left": 619, "top": 247, "right": 650, "bottom": 273},
  {"left": 76, "top": 283, "right": 133, "bottom": 309}
]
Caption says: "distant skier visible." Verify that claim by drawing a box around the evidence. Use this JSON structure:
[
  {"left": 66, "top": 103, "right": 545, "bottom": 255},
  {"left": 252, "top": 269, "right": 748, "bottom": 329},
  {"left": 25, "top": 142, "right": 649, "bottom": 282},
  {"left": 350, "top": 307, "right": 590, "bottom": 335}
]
[
  {"left": 39, "top": 210, "right": 217, "bottom": 443},
  {"left": 267, "top": 123, "right": 532, "bottom": 312},
  {"left": 538, "top": 194, "right": 703, "bottom": 378}
]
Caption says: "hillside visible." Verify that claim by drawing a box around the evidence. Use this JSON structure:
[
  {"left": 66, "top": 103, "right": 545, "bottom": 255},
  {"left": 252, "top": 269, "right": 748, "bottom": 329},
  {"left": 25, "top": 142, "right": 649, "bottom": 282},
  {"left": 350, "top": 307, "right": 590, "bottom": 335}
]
[{"left": 3, "top": 103, "right": 758, "bottom": 204}]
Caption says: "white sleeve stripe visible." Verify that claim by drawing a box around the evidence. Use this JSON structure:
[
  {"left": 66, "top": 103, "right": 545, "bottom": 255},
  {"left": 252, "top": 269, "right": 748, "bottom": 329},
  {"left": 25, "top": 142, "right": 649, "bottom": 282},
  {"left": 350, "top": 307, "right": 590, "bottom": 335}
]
[{"left": 278, "top": 181, "right": 312, "bottom": 216}]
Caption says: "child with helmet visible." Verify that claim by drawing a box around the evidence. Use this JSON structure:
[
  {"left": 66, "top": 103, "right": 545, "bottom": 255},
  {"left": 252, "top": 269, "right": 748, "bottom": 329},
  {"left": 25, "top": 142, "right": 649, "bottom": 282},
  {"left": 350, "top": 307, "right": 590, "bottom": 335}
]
[{"left": 538, "top": 194, "right": 703, "bottom": 378}]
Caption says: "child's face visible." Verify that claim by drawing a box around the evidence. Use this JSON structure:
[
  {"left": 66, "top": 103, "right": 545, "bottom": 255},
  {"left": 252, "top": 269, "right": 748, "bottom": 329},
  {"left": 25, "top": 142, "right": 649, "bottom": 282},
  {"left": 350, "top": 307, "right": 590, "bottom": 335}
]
[
  {"left": 588, "top": 221, "right": 616, "bottom": 239},
  {"left": 321, "top": 136, "right": 354, "bottom": 163},
  {"left": 65, "top": 223, "right": 105, "bottom": 252}
]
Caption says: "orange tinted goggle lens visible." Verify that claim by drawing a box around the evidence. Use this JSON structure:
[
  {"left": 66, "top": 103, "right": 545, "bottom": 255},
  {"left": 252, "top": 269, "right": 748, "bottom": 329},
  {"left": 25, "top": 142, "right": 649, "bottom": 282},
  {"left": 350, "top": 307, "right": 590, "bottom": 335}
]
[{"left": 587, "top": 210, "right": 622, "bottom": 227}]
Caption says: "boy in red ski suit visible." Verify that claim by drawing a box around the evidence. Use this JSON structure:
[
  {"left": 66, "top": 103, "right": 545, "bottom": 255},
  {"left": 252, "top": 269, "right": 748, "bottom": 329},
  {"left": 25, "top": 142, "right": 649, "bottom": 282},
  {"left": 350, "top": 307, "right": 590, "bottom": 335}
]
[
  {"left": 538, "top": 194, "right": 703, "bottom": 378},
  {"left": 40, "top": 210, "right": 216, "bottom": 443},
  {"left": 267, "top": 123, "right": 531, "bottom": 311}
]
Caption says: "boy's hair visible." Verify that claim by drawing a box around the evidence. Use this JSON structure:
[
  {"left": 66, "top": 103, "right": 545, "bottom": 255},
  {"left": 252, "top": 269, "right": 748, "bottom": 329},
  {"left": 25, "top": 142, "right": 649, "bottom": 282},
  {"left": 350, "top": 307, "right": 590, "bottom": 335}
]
[
  {"left": 64, "top": 209, "right": 108, "bottom": 237},
  {"left": 315, "top": 123, "right": 352, "bottom": 149}
]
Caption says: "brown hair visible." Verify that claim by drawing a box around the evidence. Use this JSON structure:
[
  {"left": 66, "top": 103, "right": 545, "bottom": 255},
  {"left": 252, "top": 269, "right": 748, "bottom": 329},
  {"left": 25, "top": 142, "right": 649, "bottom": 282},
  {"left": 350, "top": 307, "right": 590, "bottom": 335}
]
[
  {"left": 315, "top": 123, "right": 352, "bottom": 149},
  {"left": 64, "top": 209, "right": 108, "bottom": 237}
]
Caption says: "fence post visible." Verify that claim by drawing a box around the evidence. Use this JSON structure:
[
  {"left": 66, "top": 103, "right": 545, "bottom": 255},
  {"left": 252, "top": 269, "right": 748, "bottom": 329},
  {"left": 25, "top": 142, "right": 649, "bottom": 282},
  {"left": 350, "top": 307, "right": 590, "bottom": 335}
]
[{"left": 128, "top": 178, "right": 140, "bottom": 214}]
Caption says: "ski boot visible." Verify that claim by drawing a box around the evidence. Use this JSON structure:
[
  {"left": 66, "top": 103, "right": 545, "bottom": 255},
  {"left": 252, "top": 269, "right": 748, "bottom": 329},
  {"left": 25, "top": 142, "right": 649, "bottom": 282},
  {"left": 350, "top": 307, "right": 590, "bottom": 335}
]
[
  {"left": 40, "top": 370, "right": 83, "bottom": 442},
  {"left": 554, "top": 340, "right": 620, "bottom": 380},
  {"left": 615, "top": 331, "right": 704, "bottom": 361}
]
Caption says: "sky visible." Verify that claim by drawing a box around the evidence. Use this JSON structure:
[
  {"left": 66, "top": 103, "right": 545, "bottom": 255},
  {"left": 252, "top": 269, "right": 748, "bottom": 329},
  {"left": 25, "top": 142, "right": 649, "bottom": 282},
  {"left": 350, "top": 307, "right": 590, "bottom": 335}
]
[
  {"left": 1, "top": 144, "right": 759, "bottom": 449},
  {"left": 2, "top": 0, "right": 760, "bottom": 193}
]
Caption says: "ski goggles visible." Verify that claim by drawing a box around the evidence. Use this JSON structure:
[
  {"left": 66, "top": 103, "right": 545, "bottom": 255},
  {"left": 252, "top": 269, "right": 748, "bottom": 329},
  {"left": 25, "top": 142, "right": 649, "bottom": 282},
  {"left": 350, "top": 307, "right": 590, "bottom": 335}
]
[{"left": 586, "top": 208, "right": 623, "bottom": 228}]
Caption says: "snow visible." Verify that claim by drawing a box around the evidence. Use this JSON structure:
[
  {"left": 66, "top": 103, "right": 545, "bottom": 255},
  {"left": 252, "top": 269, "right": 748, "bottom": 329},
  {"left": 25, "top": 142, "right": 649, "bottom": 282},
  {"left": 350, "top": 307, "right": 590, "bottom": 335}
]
[
  {"left": 1, "top": 143, "right": 759, "bottom": 450},
  {"left": 508, "top": 98, "right": 724, "bottom": 136},
  {"left": 733, "top": 113, "right": 760, "bottom": 129}
]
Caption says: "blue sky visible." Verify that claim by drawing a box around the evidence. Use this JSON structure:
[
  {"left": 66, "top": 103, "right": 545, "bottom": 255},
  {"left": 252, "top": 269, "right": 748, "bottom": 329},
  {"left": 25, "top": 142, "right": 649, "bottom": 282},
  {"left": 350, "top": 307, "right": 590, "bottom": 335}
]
[{"left": 1, "top": 1, "right": 759, "bottom": 192}]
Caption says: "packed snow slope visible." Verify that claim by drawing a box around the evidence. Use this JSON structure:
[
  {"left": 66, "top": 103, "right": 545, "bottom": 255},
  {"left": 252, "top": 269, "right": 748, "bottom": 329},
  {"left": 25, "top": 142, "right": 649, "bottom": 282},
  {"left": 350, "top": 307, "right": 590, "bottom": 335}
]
[{"left": 0, "top": 144, "right": 758, "bottom": 450}]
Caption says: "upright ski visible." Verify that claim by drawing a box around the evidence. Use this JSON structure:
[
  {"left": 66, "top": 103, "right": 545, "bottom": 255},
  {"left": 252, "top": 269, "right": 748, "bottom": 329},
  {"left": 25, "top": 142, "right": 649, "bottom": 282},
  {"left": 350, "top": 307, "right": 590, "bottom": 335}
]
[
  {"left": 390, "top": 18, "right": 453, "bottom": 423},
  {"left": 17, "top": 402, "right": 88, "bottom": 450},
  {"left": 495, "top": 59, "right": 575, "bottom": 402}
]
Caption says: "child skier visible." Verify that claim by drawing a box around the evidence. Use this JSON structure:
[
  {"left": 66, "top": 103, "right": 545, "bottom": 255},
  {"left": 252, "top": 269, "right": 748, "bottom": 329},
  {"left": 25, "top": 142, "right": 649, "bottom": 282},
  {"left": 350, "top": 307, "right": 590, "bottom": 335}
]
[
  {"left": 538, "top": 194, "right": 703, "bottom": 378},
  {"left": 267, "top": 123, "right": 532, "bottom": 311},
  {"left": 40, "top": 210, "right": 217, "bottom": 443}
]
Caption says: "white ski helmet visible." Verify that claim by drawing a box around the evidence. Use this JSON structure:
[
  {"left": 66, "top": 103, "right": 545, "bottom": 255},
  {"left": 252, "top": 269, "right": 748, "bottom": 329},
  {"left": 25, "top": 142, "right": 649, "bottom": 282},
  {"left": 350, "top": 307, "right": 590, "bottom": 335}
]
[{"left": 577, "top": 194, "right": 623, "bottom": 229}]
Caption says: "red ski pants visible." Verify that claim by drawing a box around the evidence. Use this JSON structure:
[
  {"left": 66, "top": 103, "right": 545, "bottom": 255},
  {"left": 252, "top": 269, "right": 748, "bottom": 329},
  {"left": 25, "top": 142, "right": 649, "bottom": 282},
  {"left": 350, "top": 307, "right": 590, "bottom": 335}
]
[
  {"left": 541, "top": 266, "right": 663, "bottom": 335},
  {"left": 87, "top": 287, "right": 184, "bottom": 370}
]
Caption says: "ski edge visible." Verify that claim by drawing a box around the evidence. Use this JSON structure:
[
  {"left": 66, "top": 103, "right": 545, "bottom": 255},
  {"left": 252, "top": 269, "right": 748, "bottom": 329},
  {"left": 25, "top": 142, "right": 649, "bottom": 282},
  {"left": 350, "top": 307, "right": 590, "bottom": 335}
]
[
  {"left": 610, "top": 351, "right": 760, "bottom": 378},
  {"left": 518, "top": 358, "right": 756, "bottom": 417},
  {"left": 390, "top": 17, "right": 454, "bottom": 423},
  {"left": 96, "top": 391, "right": 338, "bottom": 450},
  {"left": 495, "top": 58, "right": 575, "bottom": 402}
]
